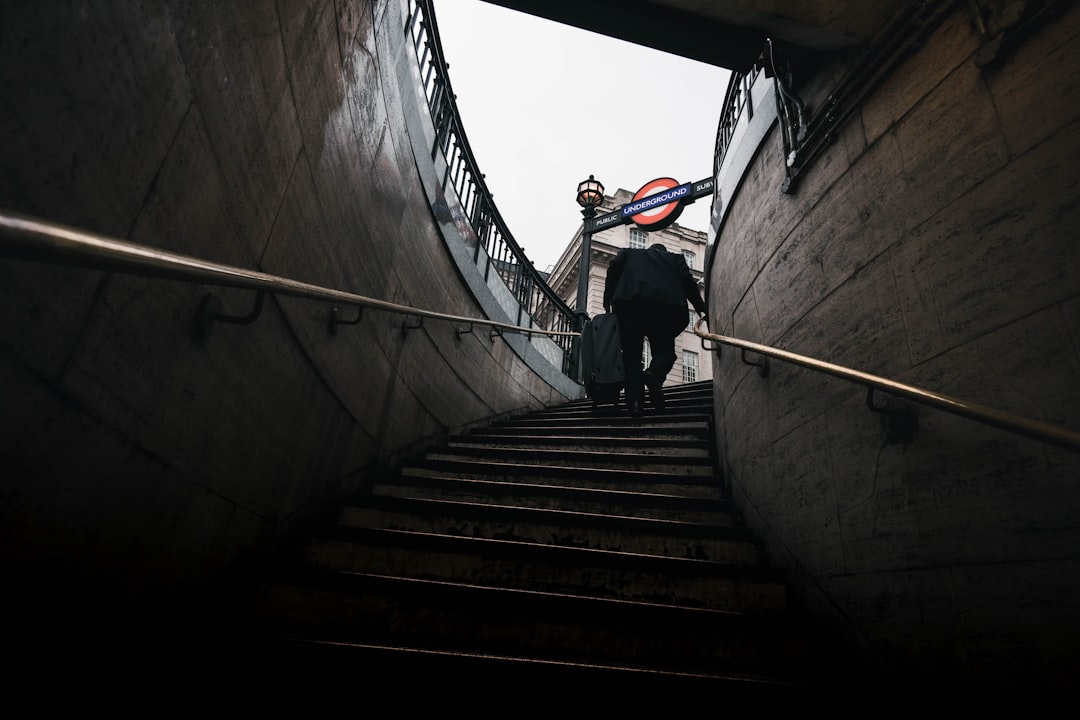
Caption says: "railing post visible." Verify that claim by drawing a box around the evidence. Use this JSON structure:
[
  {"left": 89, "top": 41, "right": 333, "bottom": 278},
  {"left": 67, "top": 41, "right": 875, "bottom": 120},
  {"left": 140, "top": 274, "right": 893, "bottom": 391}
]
[{"left": 571, "top": 310, "right": 589, "bottom": 382}]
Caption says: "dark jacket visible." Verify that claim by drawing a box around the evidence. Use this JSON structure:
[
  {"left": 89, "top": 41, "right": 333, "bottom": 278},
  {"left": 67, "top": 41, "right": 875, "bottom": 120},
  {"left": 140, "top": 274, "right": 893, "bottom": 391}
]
[{"left": 604, "top": 244, "right": 706, "bottom": 314}]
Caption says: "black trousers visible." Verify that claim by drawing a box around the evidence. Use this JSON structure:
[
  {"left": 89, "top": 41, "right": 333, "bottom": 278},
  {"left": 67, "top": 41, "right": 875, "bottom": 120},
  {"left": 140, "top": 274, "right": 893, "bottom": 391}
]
[{"left": 612, "top": 300, "right": 687, "bottom": 404}]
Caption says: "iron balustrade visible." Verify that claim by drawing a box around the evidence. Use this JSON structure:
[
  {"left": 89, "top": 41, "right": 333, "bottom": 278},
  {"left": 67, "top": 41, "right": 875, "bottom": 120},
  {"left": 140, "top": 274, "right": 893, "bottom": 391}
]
[
  {"left": 405, "top": 0, "right": 579, "bottom": 364},
  {"left": 713, "top": 2, "right": 963, "bottom": 195},
  {"left": 0, "top": 210, "right": 581, "bottom": 346},
  {"left": 693, "top": 318, "right": 1080, "bottom": 453},
  {"left": 713, "top": 63, "right": 763, "bottom": 178}
]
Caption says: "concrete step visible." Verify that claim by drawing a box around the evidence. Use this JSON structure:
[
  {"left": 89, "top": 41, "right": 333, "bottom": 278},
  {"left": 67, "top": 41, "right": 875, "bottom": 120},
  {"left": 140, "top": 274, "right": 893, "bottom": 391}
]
[
  {"left": 236, "top": 635, "right": 822, "bottom": 696},
  {"left": 422, "top": 446, "right": 717, "bottom": 475},
  {"left": 300, "top": 527, "right": 790, "bottom": 614},
  {"left": 377, "top": 473, "right": 737, "bottom": 524},
  {"left": 240, "top": 380, "right": 838, "bottom": 692},
  {"left": 548, "top": 384, "right": 714, "bottom": 414},
  {"left": 340, "top": 495, "right": 759, "bottom": 563},
  {"left": 522, "top": 406, "right": 712, "bottom": 423},
  {"left": 247, "top": 569, "right": 821, "bottom": 688},
  {"left": 398, "top": 459, "right": 724, "bottom": 497},
  {"left": 555, "top": 379, "right": 714, "bottom": 405},
  {"left": 473, "top": 421, "right": 711, "bottom": 440},
  {"left": 450, "top": 433, "right": 712, "bottom": 457}
]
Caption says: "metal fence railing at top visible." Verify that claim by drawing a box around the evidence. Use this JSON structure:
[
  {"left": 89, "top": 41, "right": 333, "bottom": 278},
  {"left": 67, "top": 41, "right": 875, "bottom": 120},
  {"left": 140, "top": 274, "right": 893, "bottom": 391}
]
[
  {"left": 404, "top": 1, "right": 580, "bottom": 374},
  {"left": 713, "top": 63, "right": 763, "bottom": 179}
]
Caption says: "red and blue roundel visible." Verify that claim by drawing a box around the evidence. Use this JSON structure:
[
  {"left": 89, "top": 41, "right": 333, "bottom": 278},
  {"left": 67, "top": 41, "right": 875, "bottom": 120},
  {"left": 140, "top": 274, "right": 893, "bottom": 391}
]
[{"left": 622, "top": 177, "right": 691, "bottom": 231}]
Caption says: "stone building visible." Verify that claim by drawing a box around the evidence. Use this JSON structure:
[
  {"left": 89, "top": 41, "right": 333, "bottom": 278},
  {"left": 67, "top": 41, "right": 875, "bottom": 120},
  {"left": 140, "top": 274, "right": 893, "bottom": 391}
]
[{"left": 546, "top": 187, "right": 714, "bottom": 385}]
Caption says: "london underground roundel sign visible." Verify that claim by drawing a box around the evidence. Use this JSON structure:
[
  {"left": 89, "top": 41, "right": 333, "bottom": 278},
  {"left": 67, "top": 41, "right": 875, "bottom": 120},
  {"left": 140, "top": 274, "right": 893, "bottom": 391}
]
[{"left": 623, "top": 176, "right": 690, "bottom": 231}]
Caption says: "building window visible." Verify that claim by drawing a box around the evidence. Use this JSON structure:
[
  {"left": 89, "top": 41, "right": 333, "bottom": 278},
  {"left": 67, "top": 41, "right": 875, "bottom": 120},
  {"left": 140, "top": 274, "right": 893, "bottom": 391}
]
[
  {"left": 682, "top": 250, "right": 695, "bottom": 269},
  {"left": 682, "top": 350, "right": 698, "bottom": 383},
  {"left": 629, "top": 228, "right": 647, "bottom": 249},
  {"left": 687, "top": 309, "right": 695, "bottom": 331}
]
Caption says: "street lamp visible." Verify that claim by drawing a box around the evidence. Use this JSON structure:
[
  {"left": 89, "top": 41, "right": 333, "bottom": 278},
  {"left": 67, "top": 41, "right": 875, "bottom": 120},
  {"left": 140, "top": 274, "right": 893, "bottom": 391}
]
[
  {"left": 572, "top": 174, "right": 604, "bottom": 383},
  {"left": 574, "top": 174, "right": 604, "bottom": 320},
  {"left": 576, "top": 174, "right": 605, "bottom": 211}
]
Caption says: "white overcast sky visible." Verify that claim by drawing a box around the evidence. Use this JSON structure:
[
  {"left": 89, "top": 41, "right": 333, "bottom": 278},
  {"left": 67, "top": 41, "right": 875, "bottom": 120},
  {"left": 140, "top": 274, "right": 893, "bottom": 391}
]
[{"left": 432, "top": 0, "right": 732, "bottom": 272}]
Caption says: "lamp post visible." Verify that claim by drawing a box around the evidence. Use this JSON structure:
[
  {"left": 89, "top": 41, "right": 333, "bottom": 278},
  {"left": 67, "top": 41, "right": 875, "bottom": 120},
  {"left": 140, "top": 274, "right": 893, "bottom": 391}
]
[
  {"left": 574, "top": 174, "right": 604, "bottom": 321},
  {"left": 572, "top": 174, "right": 604, "bottom": 382}
]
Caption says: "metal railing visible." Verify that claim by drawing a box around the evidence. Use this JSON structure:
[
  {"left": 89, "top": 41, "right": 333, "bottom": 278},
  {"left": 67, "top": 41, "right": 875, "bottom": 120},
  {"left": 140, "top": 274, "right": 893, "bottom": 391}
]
[
  {"left": 404, "top": 0, "right": 579, "bottom": 357},
  {"left": 12, "top": 205, "right": 1074, "bottom": 453},
  {"left": 693, "top": 318, "right": 1080, "bottom": 453},
  {"left": 0, "top": 210, "right": 581, "bottom": 344},
  {"left": 713, "top": 63, "right": 764, "bottom": 178},
  {"left": 713, "top": 3, "right": 958, "bottom": 195}
]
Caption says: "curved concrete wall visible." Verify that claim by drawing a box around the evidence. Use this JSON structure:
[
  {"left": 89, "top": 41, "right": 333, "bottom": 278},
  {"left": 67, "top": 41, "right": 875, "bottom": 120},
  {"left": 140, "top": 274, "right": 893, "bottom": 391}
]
[
  {"left": 709, "top": 3, "right": 1080, "bottom": 683},
  {"left": 0, "top": 0, "right": 576, "bottom": 612}
]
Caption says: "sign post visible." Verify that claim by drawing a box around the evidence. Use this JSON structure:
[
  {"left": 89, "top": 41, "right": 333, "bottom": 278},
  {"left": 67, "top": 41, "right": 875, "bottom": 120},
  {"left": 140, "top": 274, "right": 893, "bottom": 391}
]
[
  {"left": 573, "top": 174, "right": 714, "bottom": 378},
  {"left": 590, "top": 176, "right": 714, "bottom": 235}
]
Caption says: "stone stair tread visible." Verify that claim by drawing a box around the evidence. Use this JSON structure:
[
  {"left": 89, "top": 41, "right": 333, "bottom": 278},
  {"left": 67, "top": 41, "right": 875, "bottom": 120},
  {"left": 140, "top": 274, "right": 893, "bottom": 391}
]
[
  {"left": 380, "top": 472, "right": 734, "bottom": 507},
  {"left": 251, "top": 639, "right": 820, "bottom": 693},
  {"left": 548, "top": 400, "right": 712, "bottom": 411},
  {"left": 445, "top": 440, "right": 712, "bottom": 459},
  {"left": 385, "top": 471, "right": 729, "bottom": 504},
  {"left": 340, "top": 498, "right": 758, "bottom": 562},
  {"left": 553, "top": 390, "right": 713, "bottom": 411},
  {"left": 275, "top": 565, "right": 785, "bottom": 613},
  {"left": 301, "top": 528, "right": 788, "bottom": 612},
  {"left": 475, "top": 424, "right": 710, "bottom": 437},
  {"left": 375, "top": 485, "right": 735, "bottom": 524},
  {"left": 459, "top": 430, "right": 709, "bottom": 441},
  {"left": 402, "top": 458, "right": 723, "bottom": 486},
  {"left": 513, "top": 411, "right": 712, "bottom": 424},
  {"left": 452, "top": 434, "right": 712, "bottom": 449},
  {"left": 309, "top": 525, "right": 773, "bottom": 572},
  {"left": 421, "top": 448, "right": 718, "bottom": 475},
  {"left": 406, "top": 456, "right": 719, "bottom": 477},
  {"left": 336, "top": 500, "right": 760, "bottom": 561},
  {"left": 345, "top": 494, "right": 749, "bottom": 538},
  {"left": 243, "top": 380, "right": 831, "bottom": 689},
  {"left": 246, "top": 570, "right": 824, "bottom": 689},
  {"left": 375, "top": 502, "right": 733, "bottom": 525}
]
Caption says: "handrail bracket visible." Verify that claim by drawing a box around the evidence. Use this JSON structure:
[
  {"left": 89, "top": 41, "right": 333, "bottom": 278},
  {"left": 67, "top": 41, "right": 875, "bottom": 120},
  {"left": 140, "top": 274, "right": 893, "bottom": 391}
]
[
  {"left": 741, "top": 348, "right": 770, "bottom": 377},
  {"left": 867, "top": 387, "right": 919, "bottom": 445},
  {"left": 195, "top": 290, "right": 266, "bottom": 341},
  {"left": 329, "top": 306, "right": 364, "bottom": 335}
]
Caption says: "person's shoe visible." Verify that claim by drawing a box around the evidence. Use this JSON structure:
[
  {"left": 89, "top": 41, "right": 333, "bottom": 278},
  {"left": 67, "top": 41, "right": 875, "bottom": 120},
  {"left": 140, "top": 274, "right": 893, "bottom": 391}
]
[{"left": 644, "top": 372, "right": 665, "bottom": 411}]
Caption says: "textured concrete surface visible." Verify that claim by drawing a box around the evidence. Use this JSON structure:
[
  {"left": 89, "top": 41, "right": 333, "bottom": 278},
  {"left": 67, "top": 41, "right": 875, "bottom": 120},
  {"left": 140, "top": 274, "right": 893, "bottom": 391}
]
[
  {"left": 709, "top": 1, "right": 1080, "bottom": 686},
  {"left": 0, "top": 0, "right": 576, "bottom": 614}
]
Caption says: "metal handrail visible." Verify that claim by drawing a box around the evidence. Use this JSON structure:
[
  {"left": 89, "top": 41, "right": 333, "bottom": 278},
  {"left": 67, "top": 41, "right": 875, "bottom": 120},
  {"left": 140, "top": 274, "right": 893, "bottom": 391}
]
[
  {"left": 693, "top": 317, "right": 1080, "bottom": 453},
  {"left": 0, "top": 210, "right": 581, "bottom": 340}
]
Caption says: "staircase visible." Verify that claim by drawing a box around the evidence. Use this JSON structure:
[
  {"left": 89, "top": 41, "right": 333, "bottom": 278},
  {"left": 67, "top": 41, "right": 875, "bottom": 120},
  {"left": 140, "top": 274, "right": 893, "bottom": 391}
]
[{"left": 232, "top": 381, "right": 844, "bottom": 694}]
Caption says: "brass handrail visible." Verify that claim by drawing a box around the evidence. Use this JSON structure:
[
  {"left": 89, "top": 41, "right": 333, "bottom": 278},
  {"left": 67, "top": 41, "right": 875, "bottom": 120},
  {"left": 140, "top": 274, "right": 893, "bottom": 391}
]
[
  {"left": 693, "top": 317, "right": 1080, "bottom": 453},
  {"left": 0, "top": 210, "right": 581, "bottom": 340}
]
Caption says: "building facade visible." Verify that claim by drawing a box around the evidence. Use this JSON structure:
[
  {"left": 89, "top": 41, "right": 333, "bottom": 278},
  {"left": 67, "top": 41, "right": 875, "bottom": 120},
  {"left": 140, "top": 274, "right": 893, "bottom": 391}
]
[{"left": 546, "top": 187, "right": 713, "bottom": 386}]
